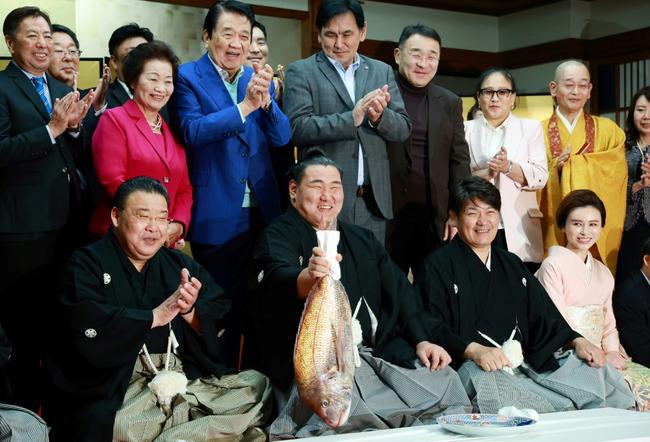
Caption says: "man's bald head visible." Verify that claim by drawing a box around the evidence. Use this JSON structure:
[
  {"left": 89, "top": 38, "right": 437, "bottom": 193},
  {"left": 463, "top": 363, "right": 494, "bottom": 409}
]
[
  {"left": 549, "top": 59, "right": 592, "bottom": 118},
  {"left": 554, "top": 60, "right": 590, "bottom": 83}
]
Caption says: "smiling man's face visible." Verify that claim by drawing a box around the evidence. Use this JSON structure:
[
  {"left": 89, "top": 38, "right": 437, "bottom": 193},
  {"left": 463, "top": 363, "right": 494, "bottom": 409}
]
[{"left": 290, "top": 165, "right": 344, "bottom": 231}]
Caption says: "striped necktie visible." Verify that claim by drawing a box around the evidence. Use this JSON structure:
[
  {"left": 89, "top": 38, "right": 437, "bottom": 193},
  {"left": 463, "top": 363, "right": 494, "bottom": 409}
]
[{"left": 31, "top": 76, "right": 52, "bottom": 115}]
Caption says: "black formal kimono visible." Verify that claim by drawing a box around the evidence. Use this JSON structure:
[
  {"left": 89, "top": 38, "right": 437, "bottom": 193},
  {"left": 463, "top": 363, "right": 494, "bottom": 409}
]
[
  {"left": 416, "top": 235, "right": 579, "bottom": 373},
  {"left": 45, "top": 231, "right": 231, "bottom": 441},
  {"left": 416, "top": 236, "right": 635, "bottom": 412},
  {"left": 248, "top": 206, "right": 430, "bottom": 390},
  {"left": 249, "top": 207, "right": 471, "bottom": 437},
  {"left": 614, "top": 271, "right": 650, "bottom": 368}
]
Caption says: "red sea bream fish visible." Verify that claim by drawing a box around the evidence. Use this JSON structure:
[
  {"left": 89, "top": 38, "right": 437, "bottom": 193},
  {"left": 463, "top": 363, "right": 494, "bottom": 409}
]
[{"left": 294, "top": 273, "right": 355, "bottom": 427}]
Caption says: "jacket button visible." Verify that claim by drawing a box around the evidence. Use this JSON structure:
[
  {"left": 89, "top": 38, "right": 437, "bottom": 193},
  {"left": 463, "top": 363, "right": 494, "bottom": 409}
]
[
  {"left": 241, "top": 152, "right": 249, "bottom": 158},
  {"left": 239, "top": 178, "right": 246, "bottom": 184},
  {"left": 61, "top": 167, "right": 68, "bottom": 173}
]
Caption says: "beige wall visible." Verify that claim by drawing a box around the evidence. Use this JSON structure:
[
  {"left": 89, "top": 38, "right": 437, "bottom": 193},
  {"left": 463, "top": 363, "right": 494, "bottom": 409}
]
[{"left": 363, "top": 1, "right": 499, "bottom": 52}]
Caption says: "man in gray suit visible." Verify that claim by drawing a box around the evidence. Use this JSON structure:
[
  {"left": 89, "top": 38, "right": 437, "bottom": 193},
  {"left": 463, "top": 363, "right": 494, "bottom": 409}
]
[{"left": 283, "top": 0, "right": 410, "bottom": 243}]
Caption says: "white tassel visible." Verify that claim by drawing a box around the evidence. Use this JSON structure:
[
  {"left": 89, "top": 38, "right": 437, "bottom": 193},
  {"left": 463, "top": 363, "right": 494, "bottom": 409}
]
[{"left": 477, "top": 327, "right": 524, "bottom": 376}]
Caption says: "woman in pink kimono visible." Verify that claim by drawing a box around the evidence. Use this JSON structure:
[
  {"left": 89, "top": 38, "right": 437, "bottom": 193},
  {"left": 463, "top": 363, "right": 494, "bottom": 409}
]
[{"left": 536, "top": 189, "right": 650, "bottom": 411}]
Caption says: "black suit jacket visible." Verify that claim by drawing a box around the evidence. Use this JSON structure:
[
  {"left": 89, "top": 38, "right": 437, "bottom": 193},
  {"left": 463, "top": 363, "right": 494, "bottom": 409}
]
[
  {"left": 388, "top": 79, "right": 470, "bottom": 240},
  {"left": 614, "top": 271, "right": 650, "bottom": 368},
  {"left": 0, "top": 62, "right": 82, "bottom": 234}
]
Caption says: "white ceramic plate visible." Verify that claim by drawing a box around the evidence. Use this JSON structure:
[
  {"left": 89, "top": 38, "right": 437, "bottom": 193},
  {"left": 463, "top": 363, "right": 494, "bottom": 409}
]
[{"left": 437, "top": 413, "right": 537, "bottom": 437}]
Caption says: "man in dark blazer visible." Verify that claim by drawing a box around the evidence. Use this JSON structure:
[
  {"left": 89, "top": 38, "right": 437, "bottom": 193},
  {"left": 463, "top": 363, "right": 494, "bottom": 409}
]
[
  {"left": 283, "top": 0, "right": 411, "bottom": 244},
  {"left": 0, "top": 6, "right": 93, "bottom": 411},
  {"left": 614, "top": 237, "right": 650, "bottom": 369},
  {"left": 169, "top": 1, "right": 291, "bottom": 368},
  {"left": 387, "top": 24, "right": 470, "bottom": 277}
]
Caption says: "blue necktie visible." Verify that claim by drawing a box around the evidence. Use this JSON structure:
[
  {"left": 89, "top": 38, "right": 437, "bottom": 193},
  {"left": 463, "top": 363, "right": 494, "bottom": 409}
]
[{"left": 31, "top": 76, "right": 52, "bottom": 115}]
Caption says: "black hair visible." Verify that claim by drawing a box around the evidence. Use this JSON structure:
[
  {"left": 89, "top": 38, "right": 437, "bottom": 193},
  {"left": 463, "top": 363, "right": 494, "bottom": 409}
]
[
  {"left": 556, "top": 189, "right": 606, "bottom": 229},
  {"left": 449, "top": 176, "right": 501, "bottom": 214},
  {"left": 3, "top": 6, "right": 51, "bottom": 39},
  {"left": 122, "top": 41, "right": 180, "bottom": 93},
  {"left": 108, "top": 23, "right": 154, "bottom": 57},
  {"left": 397, "top": 23, "right": 441, "bottom": 48},
  {"left": 203, "top": 0, "right": 255, "bottom": 38},
  {"left": 467, "top": 103, "right": 481, "bottom": 121},
  {"left": 113, "top": 176, "right": 169, "bottom": 211},
  {"left": 289, "top": 149, "right": 343, "bottom": 184},
  {"left": 316, "top": 0, "right": 365, "bottom": 31},
  {"left": 625, "top": 86, "right": 650, "bottom": 149},
  {"left": 641, "top": 236, "right": 650, "bottom": 258},
  {"left": 473, "top": 67, "right": 518, "bottom": 109},
  {"left": 253, "top": 20, "right": 267, "bottom": 40},
  {"left": 51, "top": 23, "right": 79, "bottom": 49}
]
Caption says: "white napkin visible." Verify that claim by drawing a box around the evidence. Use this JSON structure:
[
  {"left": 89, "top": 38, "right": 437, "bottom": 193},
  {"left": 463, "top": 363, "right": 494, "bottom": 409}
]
[
  {"left": 498, "top": 406, "right": 539, "bottom": 422},
  {"left": 316, "top": 230, "right": 341, "bottom": 280}
]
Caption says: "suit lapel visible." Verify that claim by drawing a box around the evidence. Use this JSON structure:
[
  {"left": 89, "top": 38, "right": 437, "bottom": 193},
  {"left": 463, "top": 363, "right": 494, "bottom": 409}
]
[
  {"left": 197, "top": 53, "right": 233, "bottom": 111},
  {"left": 426, "top": 85, "right": 444, "bottom": 157},
  {"left": 107, "top": 81, "right": 130, "bottom": 107},
  {"left": 502, "top": 115, "right": 521, "bottom": 161},
  {"left": 126, "top": 101, "right": 171, "bottom": 172},
  {"left": 354, "top": 57, "right": 369, "bottom": 103},
  {"left": 7, "top": 63, "right": 50, "bottom": 121},
  {"left": 316, "top": 52, "right": 354, "bottom": 109}
]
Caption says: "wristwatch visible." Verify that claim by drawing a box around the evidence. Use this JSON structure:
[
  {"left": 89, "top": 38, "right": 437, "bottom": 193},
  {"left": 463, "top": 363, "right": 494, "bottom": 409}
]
[{"left": 505, "top": 160, "right": 513, "bottom": 175}]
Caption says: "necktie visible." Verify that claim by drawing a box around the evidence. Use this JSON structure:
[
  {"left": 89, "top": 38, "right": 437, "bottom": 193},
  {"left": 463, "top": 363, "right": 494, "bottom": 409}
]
[{"left": 31, "top": 76, "right": 52, "bottom": 115}]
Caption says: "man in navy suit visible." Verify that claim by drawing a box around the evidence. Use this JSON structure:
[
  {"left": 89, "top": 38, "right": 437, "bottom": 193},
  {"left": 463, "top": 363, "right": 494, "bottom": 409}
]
[
  {"left": 170, "top": 0, "right": 291, "bottom": 367},
  {"left": 0, "top": 6, "right": 93, "bottom": 410}
]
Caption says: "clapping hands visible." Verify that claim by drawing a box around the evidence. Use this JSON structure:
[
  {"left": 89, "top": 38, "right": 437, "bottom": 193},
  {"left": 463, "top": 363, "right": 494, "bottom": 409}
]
[{"left": 353, "top": 85, "right": 391, "bottom": 127}]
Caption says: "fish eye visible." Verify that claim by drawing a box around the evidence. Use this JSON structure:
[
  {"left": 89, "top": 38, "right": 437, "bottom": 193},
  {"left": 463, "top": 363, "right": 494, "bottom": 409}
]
[{"left": 321, "top": 399, "right": 329, "bottom": 408}]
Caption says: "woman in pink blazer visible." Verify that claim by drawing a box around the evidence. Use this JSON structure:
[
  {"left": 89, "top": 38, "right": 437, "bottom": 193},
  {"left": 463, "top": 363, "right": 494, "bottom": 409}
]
[
  {"left": 464, "top": 68, "right": 548, "bottom": 272},
  {"left": 91, "top": 41, "right": 191, "bottom": 247}
]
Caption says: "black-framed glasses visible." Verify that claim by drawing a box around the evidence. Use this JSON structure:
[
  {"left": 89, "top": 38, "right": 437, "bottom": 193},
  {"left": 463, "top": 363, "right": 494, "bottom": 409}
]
[
  {"left": 53, "top": 48, "right": 82, "bottom": 58},
  {"left": 479, "top": 88, "right": 514, "bottom": 99}
]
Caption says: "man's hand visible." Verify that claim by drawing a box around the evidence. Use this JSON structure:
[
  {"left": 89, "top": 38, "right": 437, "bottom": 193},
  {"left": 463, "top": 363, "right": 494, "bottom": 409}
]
[
  {"left": 67, "top": 90, "right": 94, "bottom": 129},
  {"left": 165, "top": 222, "right": 183, "bottom": 248},
  {"left": 442, "top": 219, "right": 457, "bottom": 242},
  {"left": 296, "top": 247, "right": 343, "bottom": 299},
  {"left": 416, "top": 341, "right": 452, "bottom": 371},
  {"left": 464, "top": 342, "right": 512, "bottom": 372},
  {"left": 152, "top": 268, "right": 202, "bottom": 327},
  {"left": 366, "top": 85, "right": 390, "bottom": 125},
  {"left": 557, "top": 145, "right": 571, "bottom": 172},
  {"left": 572, "top": 337, "right": 605, "bottom": 368},
  {"left": 352, "top": 86, "right": 388, "bottom": 127},
  {"left": 92, "top": 65, "right": 111, "bottom": 112},
  {"left": 240, "top": 64, "right": 272, "bottom": 116}
]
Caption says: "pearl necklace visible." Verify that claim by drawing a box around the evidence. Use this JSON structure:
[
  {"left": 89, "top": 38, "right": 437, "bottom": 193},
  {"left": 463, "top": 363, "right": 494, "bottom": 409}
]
[{"left": 149, "top": 113, "right": 162, "bottom": 133}]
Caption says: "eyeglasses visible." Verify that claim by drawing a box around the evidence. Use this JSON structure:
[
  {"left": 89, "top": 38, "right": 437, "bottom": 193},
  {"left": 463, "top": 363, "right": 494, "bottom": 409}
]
[
  {"left": 479, "top": 88, "right": 514, "bottom": 99},
  {"left": 53, "top": 48, "right": 82, "bottom": 58},
  {"left": 128, "top": 211, "right": 171, "bottom": 227}
]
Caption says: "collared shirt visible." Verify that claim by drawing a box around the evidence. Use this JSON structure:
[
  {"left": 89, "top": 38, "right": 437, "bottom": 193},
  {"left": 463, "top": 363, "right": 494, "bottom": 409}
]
[
  {"left": 475, "top": 113, "right": 512, "bottom": 169},
  {"left": 207, "top": 55, "right": 255, "bottom": 207},
  {"left": 556, "top": 107, "right": 583, "bottom": 134},
  {"left": 641, "top": 269, "right": 650, "bottom": 287},
  {"left": 13, "top": 61, "right": 56, "bottom": 144},
  {"left": 326, "top": 54, "right": 365, "bottom": 186},
  {"left": 208, "top": 54, "right": 245, "bottom": 123},
  {"left": 117, "top": 79, "right": 133, "bottom": 100}
]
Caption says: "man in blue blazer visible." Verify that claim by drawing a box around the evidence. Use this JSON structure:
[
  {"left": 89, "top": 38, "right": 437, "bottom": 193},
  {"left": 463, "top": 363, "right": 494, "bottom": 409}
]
[{"left": 169, "top": 0, "right": 291, "bottom": 367}]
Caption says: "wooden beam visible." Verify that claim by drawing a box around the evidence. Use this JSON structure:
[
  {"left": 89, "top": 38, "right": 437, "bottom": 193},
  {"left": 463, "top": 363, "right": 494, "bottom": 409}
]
[
  {"left": 499, "top": 38, "right": 586, "bottom": 69},
  {"left": 368, "top": 0, "right": 563, "bottom": 16}
]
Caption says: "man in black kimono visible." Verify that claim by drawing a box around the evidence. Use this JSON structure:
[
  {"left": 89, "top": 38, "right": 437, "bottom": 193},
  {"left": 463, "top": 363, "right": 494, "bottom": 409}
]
[
  {"left": 614, "top": 237, "right": 650, "bottom": 369},
  {"left": 416, "top": 176, "right": 635, "bottom": 412},
  {"left": 248, "top": 151, "right": 471, "bottom": 438},
  {"left": 45, "top": 177, "right": 270, "bottom": 442}
]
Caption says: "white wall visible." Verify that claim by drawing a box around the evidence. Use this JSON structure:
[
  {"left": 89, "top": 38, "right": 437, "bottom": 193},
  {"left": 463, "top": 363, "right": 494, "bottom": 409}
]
[{"left": 363, "top": 1, "right": 499, "bottom": 52}]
